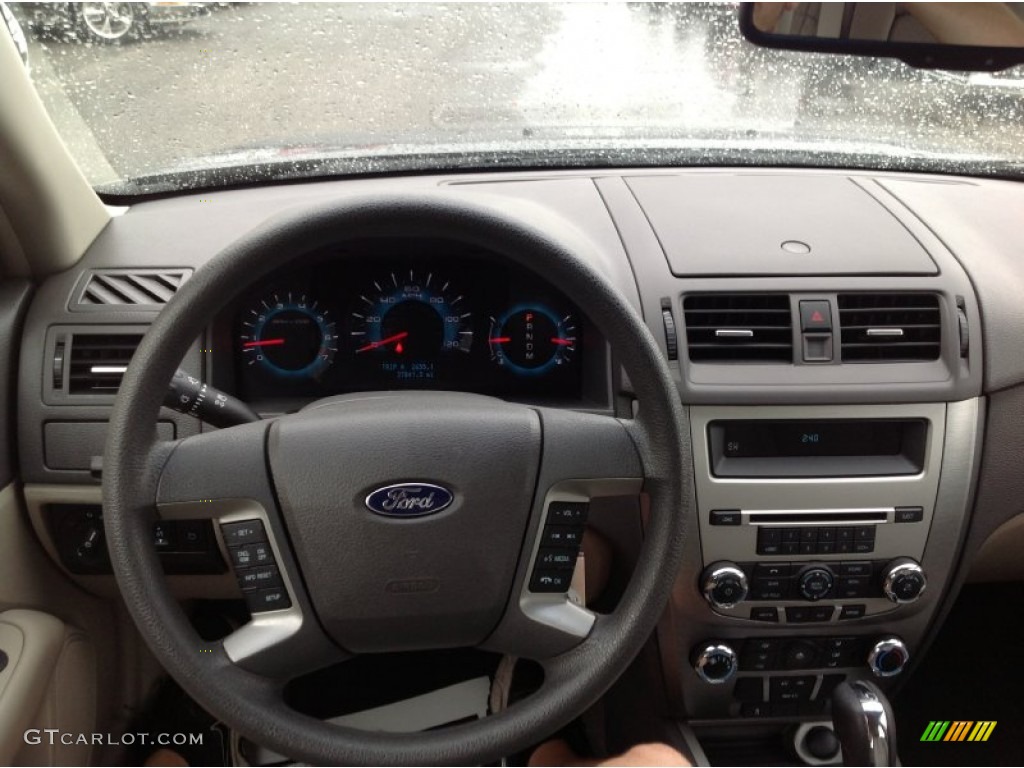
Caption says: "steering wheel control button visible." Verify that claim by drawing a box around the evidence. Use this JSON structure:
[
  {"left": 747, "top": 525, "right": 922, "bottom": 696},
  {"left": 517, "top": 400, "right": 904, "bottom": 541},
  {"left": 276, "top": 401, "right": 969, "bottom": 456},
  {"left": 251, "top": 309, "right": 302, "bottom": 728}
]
[
  {"left": 536, "top": 549, "right": 577, "bottom": 569},
  {"left": 237, "top": 565, "right": 283, "bottom": 590},
  {"left": 692, "top": 643, "right": 739, "bottom": 684},
  {"left": 894, "top": 506, "right": 925, "bottom": 523},
  {"left": 868, "top": 637, "right": 910, "bottom": 677},
  {"left": 710, "top": 509, "right": 741, "bottom": 526},
  {"left": 530, "top": 570, "right": 573, "bottom": 593},
  {"left": 546, "top": 501, "right": 588, "bottom": 525},
  {"left": 220, "top": 520, "right": 267, "bottom": 546},
  {"left": 701, "top": 562, "right": 749, "bottom": 608},
  {"left": 245, "top": 587, "right": 292, "bottom": 614},
  {"left": 750, "top": 607, "right": 779, "bottom": 622},
  {"left": 882, "top": 559, "right": 927, "bottom": 604},
  {"left": 230, "top": 542, "right": 273, "bottom": 568},
  {"left": 797, "top": 565, "right": 835, "bottom": 601},
  {"left": 540, "top": 526, "right": 583, "bottom": 547}
]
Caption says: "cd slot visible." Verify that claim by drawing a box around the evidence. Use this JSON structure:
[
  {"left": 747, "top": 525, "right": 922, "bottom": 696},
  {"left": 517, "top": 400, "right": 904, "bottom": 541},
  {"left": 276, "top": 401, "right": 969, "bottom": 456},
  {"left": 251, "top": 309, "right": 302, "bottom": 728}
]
[{"left": 748, "top": 510, "right": 890, "bottom": 524}]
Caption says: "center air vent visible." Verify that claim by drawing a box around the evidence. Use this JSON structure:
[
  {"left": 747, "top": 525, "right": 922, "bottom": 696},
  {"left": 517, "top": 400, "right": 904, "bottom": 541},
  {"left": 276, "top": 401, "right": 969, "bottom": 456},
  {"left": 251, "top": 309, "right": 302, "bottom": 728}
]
[
  {"left": 683, "top": 294, "right": 793, "bottom": 362},
  {"left": 838, "top": 293, "right": 941, "bottom": 362},
  {"left": 72, "top": 269, "right": 191, "bottom": 309},
  {"left": 67, "top": 333, "right": 143, "bottom": 394}
]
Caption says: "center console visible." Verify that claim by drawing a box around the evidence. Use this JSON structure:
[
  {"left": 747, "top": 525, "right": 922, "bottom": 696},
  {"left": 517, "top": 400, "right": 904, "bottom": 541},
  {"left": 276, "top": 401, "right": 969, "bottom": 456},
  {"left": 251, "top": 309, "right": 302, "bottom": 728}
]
[{"left": 659, "top": 399, "right": 982, "bottom": 725}]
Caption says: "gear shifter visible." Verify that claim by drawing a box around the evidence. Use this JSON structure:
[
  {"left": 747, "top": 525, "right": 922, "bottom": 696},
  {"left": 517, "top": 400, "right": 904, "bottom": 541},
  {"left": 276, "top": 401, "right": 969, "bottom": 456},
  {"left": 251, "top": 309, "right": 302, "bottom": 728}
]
[{"left": 831, "top": 680, "right": 899, "bottom": 766}]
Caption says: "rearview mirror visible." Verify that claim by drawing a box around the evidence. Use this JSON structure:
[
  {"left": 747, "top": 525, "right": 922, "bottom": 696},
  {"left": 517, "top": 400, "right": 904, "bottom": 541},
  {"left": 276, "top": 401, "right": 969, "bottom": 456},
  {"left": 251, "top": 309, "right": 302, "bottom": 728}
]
[{"left": 740, "top": 2, "right": 1024, "bottom": 70}]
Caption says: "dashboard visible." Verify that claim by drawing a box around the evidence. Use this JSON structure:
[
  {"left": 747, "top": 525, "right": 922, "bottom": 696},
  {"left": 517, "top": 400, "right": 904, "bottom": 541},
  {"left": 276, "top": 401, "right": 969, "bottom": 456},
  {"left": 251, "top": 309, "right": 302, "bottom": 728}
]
[
  {"left": 11, "top": 166, "right": 1024, "bottom": 752},
  {"left": 213, "top": 243, "right": 589, "bottom": 409}
]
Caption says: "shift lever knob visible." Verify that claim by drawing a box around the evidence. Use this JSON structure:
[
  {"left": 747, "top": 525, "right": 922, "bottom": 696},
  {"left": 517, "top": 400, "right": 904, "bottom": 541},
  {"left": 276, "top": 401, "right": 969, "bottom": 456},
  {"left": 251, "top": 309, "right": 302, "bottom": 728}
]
[{"left": 831, "top": 680, "right": 899, "bottom": 766}]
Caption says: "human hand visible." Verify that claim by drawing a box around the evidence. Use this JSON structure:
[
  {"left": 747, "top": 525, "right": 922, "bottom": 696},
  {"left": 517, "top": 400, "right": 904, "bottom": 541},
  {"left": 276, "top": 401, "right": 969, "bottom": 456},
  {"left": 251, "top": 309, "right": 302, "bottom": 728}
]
[{"left": 529, "top": 739, "right": 691, "bottom": 767}]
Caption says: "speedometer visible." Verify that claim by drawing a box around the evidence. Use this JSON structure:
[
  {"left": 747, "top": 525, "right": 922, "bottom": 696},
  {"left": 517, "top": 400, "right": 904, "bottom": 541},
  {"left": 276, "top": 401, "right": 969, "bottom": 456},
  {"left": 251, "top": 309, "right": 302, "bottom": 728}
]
[{"left": 350, "top": 270, "right": 472, "bottom": 382}]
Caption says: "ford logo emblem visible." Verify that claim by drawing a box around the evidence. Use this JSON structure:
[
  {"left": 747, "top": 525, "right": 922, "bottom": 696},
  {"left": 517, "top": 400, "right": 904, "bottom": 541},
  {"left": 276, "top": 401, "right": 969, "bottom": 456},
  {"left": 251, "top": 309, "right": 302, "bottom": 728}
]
[{"left": 365, "top": 483, "right": 454, "bottom": 518}]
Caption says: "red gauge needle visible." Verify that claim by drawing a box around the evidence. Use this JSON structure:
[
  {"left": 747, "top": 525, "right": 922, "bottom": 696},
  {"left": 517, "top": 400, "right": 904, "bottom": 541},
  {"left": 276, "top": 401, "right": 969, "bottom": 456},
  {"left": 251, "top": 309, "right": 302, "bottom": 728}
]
[
  {"left": 243, "top": 338, "right": 286, "bottom": 348},
  {"left": 550, "top": 337, "right": 574, "bottom": 346},
  {"left": 488, "top": 337, "right": 511, "bottom": 343},
  {"left": 356, "top": 331, "right": 409, "bottom": 353}
]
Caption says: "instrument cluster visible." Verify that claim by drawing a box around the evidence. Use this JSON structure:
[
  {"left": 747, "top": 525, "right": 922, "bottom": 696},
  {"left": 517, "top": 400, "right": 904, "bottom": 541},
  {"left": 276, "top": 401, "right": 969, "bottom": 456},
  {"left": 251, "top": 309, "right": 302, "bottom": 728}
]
[{"left": 227, "top": 245, "right": 586, "bottom": 404}]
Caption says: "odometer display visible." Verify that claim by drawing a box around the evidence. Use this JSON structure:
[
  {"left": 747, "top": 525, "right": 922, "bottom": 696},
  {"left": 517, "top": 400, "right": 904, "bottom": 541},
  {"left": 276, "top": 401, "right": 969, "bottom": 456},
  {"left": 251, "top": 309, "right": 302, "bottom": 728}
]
[{"left": 350, "top": 270, "right": 472, "bottom": 384}]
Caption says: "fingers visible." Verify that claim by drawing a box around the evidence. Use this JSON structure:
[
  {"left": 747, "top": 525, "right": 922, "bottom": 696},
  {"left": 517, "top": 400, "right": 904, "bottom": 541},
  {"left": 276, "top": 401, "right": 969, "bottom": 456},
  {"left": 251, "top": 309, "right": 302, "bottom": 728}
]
[
  {"left": 529, "top": 739, "right": 691, "bottom": 767},
  {"left": 529, "top": 739, "right": 587, "bottom": 767}
]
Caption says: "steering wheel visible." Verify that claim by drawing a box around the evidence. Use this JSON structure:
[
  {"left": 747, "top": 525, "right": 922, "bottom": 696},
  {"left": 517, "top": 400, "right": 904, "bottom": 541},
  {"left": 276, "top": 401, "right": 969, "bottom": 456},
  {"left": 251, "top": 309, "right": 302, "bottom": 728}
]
[{"left": 103, "top": 193, "right": 689, "bottom": 765}]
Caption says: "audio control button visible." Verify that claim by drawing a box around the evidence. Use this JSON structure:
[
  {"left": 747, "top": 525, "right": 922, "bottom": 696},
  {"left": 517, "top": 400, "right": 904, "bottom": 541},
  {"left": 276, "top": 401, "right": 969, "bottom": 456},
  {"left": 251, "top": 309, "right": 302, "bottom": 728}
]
[{"left": 754, "top": 563, "right": 791, "bottom": 579}]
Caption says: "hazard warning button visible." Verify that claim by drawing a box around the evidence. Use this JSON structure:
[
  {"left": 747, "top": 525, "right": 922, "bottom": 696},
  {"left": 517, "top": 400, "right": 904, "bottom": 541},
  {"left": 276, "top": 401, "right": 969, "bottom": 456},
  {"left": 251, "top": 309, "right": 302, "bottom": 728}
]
[{"left": 799, "top": 300, "right": 833, "bottom": 332}]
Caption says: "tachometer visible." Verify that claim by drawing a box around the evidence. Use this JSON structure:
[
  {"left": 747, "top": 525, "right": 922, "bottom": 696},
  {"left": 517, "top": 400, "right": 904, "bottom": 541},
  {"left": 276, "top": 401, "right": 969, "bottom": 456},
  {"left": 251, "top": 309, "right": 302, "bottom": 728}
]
[
  {"left": 488, "top": 305, "right": 577, "bottom": 376},
  {"left": 240, "top": 292, "right": 337, "bottom": 379},
  {"left": 350, "top": 270, "right": 472, "bottom": 382}
]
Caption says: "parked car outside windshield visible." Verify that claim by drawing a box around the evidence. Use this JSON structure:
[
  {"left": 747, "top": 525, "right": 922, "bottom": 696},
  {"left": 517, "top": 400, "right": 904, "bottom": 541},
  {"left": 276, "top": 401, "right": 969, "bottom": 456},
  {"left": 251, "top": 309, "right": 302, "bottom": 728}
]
[{"left": 9, "top": 1, "right": 1024, "bottom": 195}]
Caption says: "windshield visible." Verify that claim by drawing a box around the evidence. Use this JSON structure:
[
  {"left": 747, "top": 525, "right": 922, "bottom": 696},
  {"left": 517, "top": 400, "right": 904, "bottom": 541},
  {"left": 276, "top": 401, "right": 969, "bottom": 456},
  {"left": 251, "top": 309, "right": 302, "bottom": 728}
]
[{"left": 9, "top": 1, "right": 1023, "bottom": 195}]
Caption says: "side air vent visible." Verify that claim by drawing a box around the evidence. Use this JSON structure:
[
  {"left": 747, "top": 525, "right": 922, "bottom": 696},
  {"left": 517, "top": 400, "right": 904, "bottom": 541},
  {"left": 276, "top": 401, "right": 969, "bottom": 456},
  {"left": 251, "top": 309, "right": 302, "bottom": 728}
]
[
  {"left": 67, "top": 333, "right": 143, "bottom": 394},
  {"left": 838, "top": 293, "right": 942, "bottom": 362},
  {"left": 683, "top": 294, "right": 793, "bottom": 362},
  {"left": 72, "top": 269, "right": 192, "bottom": 309}
]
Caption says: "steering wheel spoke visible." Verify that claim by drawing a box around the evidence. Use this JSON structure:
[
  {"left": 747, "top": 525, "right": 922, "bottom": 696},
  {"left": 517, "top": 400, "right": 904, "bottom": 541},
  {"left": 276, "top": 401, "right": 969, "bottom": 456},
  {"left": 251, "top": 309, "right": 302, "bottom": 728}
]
[
  {"left": 482, "top": 409, "right": 644, "bottom": 661},
  {"left": 155, "top": 423, "right": 345, "bottom": 678}
]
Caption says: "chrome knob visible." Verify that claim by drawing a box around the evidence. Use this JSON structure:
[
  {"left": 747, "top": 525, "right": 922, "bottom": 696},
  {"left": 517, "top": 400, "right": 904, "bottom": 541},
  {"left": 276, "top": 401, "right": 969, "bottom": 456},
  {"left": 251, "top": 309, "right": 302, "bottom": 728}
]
[
  {"left": 701, "top": 562, "right": 749, "bottom": 609},
  {"left": 692, "top": 642, "right": 739, "bottom": 684},
  {"left": 882, "top": 559, "right": 927, "bottom": 604},
  {"left": 868, "top": 636, "right": 909, "bottom": 678}
]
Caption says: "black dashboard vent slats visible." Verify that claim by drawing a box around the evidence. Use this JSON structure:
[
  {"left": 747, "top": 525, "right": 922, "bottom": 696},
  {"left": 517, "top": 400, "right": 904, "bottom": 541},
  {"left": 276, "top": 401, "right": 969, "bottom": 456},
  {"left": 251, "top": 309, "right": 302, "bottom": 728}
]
[
  {"left": 683, "top": 294, "right": 793, "bottom": 362},
  {"left": 838, "top": 293, "right": 942, "bottom": 362},
  {"left": 72, "top": 269, "right": 192, "bottom": 309},
  {"left": 67, "top": 333, "right": 144, "bottom": 394}
]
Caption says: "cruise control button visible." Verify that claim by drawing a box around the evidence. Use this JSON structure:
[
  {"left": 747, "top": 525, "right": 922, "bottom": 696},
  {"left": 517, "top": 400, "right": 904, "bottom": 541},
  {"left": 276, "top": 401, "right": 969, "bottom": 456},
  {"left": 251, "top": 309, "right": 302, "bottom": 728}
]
[
  {"left": 230, "top": 542, "right": 273, "bottom": 568},
  {"left": 245, "top": 587, "right": 291, "bottom": 613},
  {"left": 547, "top": 502, "right": 588, "bottom": 525},
  {"left": 221, "top": 520, "right": 266, "bottom": 546},
  {"left": 530, "top": 570, "right": 572, "bottom": 593}
]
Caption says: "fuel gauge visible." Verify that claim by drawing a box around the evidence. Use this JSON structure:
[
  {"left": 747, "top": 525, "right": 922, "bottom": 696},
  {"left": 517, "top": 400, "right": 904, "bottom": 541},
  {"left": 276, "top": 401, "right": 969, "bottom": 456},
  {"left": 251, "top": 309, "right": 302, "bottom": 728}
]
[{"left": 488, "top": 305, "right": 577, "bottom": 377}]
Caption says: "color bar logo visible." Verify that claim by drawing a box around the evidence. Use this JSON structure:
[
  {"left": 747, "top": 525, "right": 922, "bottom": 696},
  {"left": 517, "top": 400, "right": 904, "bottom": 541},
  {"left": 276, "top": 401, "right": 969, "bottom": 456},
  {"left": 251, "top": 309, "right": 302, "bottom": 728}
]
[{"left": 920, "top": 721, "right": 997, "bottom": 742}]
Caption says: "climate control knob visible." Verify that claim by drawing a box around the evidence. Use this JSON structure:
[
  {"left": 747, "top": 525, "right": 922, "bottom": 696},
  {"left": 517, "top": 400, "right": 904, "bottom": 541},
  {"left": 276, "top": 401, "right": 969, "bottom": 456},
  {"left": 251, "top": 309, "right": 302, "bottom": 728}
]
[
  {"left": 868, "top": 637, "right": 910, "bottom": 677},
  {"left": 701, "top": 562, "right": 749, "bottom": 609},
  {"left": 796, "top": 564, "right": 835, "bottom": 601},
  {"left": 882, "top": 558, "right": 927, "bottom": 604},
  {"left": 692, "top": 642, "right": 739, "bottom": 684}
]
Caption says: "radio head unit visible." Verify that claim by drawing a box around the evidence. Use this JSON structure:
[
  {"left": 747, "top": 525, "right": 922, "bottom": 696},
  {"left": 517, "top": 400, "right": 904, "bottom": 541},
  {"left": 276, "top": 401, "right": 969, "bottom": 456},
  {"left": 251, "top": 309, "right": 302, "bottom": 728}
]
[{"left": 708, "top": 419, "right": 928, "bottom": 478}]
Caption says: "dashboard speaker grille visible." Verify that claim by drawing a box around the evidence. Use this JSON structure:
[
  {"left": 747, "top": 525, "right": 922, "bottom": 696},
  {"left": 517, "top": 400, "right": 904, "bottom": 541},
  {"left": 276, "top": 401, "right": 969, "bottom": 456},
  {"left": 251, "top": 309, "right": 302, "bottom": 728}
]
[
  {"left": 683, "top": 294, "right": 793, "bottom": 362},
  {"left": 67, "top": 333, "right": 143, "bottom": 394},
  {"left": 838, "top": 293, "right": 942, "bottom": 362},
  {"left": 73, "top": 269, "right": 192, "bottom": 309}
]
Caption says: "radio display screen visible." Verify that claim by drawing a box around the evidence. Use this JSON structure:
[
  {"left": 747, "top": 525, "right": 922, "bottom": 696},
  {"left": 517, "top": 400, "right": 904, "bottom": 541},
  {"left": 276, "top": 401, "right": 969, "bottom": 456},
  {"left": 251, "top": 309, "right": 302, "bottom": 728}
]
[{"left": 719, "top": 420, "right": 906, "bottom": 458}]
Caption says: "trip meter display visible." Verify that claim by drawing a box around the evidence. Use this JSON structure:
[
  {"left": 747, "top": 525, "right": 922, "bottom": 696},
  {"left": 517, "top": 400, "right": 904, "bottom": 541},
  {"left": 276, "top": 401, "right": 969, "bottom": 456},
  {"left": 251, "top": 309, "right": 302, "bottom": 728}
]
[{"left": 350, "top": 269, "right": 472, "bottom": 384}]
